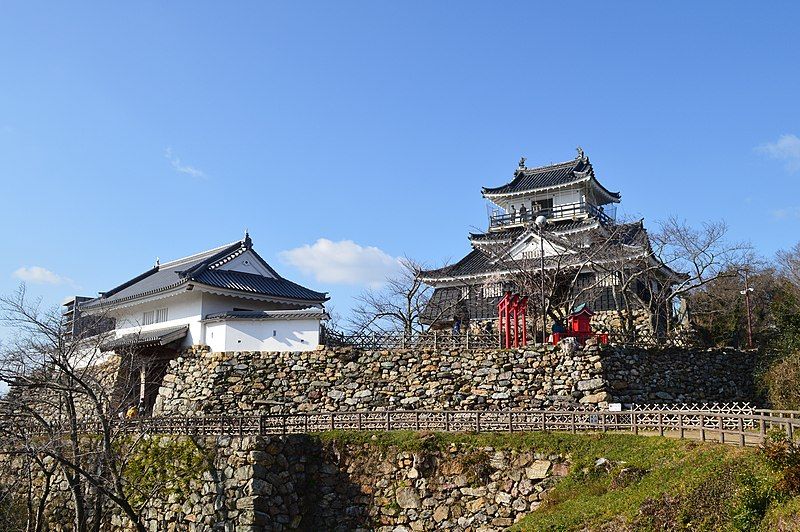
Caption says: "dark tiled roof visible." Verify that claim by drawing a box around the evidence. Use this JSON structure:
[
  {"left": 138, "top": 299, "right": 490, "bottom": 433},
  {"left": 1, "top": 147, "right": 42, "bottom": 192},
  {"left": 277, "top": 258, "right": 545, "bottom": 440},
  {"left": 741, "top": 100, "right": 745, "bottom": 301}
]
[
  {"left": 83, "top": 236, "right": 327, "bottom": 309},
  {"left": 420, "top": 287, "right": 502, "bottom": 323},
  {"left": 194, "top": 270, "right": 327, "bottom": 302},
  {"left": 469, "top": 219, "right": 598, "bottom": 244},
  {"left": 420, "top": 249, "right": 496, "bottom": 280},
  {"left": 422, "top": 220, "right": 655, "bottom": 282},
  {"left": 205, "top": 309, "right": 327, "bottom": 321},
  {"left": 482, "top": 153, "right": 621, "bottom": 200},
  {"left": 101, "top": 325, "right": 188, "bottom": 351},
  {"left": 469, "top": 227, "right": 526, "bottom": 243}
]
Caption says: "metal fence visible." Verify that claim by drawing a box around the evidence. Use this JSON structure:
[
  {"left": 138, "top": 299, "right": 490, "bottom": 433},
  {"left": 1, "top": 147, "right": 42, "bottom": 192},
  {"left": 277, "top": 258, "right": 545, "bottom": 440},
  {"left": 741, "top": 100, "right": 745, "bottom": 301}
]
[
  {"left": 32, "top": 408, "right": 800, "bottom": 448},
  {"left": 322, "top": 328, "right": 691, "bottom": 351},
  {"left": 323, "top": 330, "right": 501, "bottom": 350}
]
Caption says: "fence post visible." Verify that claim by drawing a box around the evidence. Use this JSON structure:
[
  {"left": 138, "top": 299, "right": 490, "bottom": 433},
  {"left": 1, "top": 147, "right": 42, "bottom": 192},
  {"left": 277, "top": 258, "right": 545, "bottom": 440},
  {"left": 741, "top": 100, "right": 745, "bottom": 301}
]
[
  {"left": 415, "top": 411, "right": 420, "bottom": 431},
  {"left": 476, "top": 412, "right": 481, "bottom": 433},
  {"left": 718, "top": 415, "right": 724, "bottom": 444},
  {"left": 509, "top": 411, "right": 514, "bottom": 433},
  {"left": 678, "top": 413, "right": 684, "bottom": 439},
  {"left": 238, "top": 417, "right": 243, "bottom": 437},
  {"left": 632, "top": 412, "right": 638, "bottom": 435},
  {"left": 601, "top": 413, "right": 607, "bottom": 433},
  {"left": 760, "top": 418, "right": 766, "bottom": 442},
  {"left": 700, "top": 414, "right": 706, "bottom": 442},
  {"left": 357, "top": 412, "right": 362, "bottom": 431},
  {"left": 570, "top": 412, "right": 576, "bottom": 434},
  {"left": 738, "top": 417, "right": 745, "bottom": 447},
  {"left": 330, "top": 413, "right": 335, "bottom": 431},
  {"left": 445, "top": 411, "right": 450, "bottom": 432},
  {"left": 386, "top": 411, "right": 391, "bottom": 431},
  {"left": 658, "top": 413, "right": 664, "bottom": 437}
]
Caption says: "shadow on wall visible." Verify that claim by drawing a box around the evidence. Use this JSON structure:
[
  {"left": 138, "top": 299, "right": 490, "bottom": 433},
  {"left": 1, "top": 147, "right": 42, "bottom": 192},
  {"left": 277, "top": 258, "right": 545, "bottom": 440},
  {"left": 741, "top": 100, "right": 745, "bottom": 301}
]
[{"left": 249, "top": 435, "right": 374, "bottom": 531}]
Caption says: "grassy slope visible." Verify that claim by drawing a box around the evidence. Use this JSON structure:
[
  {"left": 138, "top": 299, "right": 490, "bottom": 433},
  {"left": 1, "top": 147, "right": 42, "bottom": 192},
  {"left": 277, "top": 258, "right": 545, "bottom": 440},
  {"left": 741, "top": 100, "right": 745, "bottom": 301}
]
[{"left": 316, "top": 431, "right": 800, "bottom": 531}]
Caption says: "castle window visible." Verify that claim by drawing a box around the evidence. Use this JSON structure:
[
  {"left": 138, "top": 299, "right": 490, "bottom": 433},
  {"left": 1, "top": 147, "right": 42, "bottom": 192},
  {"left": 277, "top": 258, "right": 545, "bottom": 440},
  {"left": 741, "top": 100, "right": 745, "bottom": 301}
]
[
  {"left": 597, "top": 273, "right": 621, "bottom": 287},
  {"left": 155, "top": 307, "right": 169, "bottom": 323},
  {"left": 482, "top": 283, "right": 502, "bottom": 298},
  {"left": 461, "top": 285, "right": 470, "bottom": 299},
  {"left": 142, "top": 310, "right": 154, "bottom": 325}
]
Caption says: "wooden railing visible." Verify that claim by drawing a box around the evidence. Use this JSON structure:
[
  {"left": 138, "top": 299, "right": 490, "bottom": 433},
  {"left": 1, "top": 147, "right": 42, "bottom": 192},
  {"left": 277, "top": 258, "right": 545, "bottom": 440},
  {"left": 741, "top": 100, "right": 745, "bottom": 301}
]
[
  {"left": 489, "top": 202, "right": 615, "bottom": 228},
  {"left": 26, "top": 409, "right": 800, "bottom": 447}
]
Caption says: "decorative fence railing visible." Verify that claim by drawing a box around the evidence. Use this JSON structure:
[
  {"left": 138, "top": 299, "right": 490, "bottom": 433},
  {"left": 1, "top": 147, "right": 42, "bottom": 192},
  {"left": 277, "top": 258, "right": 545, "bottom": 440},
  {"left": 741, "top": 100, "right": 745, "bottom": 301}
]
[
  {"left": 627, "top": 402, "right": 755, "bottom": 414},
  {"left": 321, "top": 328, "right": 692, "bottom": 350},
  {"left": 323, "top": 330, "right": 502, "bottom": 350},
  {"left": 28, "top": 409, "right": 800, "bottom": 448}
]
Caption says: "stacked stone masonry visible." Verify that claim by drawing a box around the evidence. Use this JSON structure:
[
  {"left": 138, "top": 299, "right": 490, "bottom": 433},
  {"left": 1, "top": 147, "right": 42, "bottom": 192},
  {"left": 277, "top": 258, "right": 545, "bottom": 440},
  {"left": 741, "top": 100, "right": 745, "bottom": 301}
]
[
  {"left": 155, "top": 343, "right": 757, "bottom": 417},
  {"left": 2, "top": 435, "right": 567, "bottom": 532}
]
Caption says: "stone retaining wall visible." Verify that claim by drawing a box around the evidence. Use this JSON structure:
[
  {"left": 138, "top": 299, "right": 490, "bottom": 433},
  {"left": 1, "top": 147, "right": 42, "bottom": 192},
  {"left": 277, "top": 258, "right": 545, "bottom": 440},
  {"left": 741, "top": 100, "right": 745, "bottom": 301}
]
[
  {"left": 155, "top": 343, "right": 758, "bottom": 417},
  {"left": 3, "top": 435, "right": 566, "bottom": 531}
]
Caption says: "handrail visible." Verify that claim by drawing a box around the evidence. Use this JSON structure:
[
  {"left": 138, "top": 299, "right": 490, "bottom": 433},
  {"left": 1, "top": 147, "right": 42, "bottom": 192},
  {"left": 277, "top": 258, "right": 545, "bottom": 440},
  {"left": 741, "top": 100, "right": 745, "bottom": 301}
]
[
  {"left": 489, "top": 202, "right": 614, "bottom": 228},
  {"left": 19, "top": 409, "right": 800, "bottom": 447}
]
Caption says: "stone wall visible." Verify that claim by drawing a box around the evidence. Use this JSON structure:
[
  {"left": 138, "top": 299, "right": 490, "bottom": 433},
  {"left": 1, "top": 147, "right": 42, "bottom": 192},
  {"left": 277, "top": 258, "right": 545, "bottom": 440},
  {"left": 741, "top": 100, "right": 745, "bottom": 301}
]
[
  {"left": 2, "top": 435, "right": 566, "bottom": 532},
  {"left": 155, "top": 343, "right": 607, "bottom": 416},
  {"left": 155, "top": 343, "right": 759, "bottom": 417},
  {"left": 602, "top": 346, "right": 757, "bottom": 404}
]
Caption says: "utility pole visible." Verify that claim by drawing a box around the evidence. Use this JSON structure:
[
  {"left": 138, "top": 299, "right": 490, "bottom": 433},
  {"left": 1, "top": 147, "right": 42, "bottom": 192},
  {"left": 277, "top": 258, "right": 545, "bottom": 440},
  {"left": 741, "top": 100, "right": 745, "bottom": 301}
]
[{"left": 740, "top": 269, "right": 754, "bottom": 349}]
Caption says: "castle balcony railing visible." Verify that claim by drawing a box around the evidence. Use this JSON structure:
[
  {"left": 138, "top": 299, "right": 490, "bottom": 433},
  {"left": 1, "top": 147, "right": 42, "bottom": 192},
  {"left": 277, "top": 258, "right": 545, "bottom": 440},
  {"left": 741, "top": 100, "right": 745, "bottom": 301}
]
[{"left": 489, "top": 202, "right": 614, "bottom": 229}]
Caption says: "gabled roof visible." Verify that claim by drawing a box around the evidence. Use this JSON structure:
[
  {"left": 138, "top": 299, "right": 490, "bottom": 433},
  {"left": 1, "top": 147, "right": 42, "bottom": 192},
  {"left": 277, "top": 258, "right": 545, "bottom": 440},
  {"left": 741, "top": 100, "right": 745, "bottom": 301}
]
[
  {"left": 420, "top": 220, "right": 658, "bottom": 283},
  {"left": 82, "top": 234, "right": 327, "bottom": 310},
  {"left": 482, "top": 149, "right": 621, "bottom": 202}
]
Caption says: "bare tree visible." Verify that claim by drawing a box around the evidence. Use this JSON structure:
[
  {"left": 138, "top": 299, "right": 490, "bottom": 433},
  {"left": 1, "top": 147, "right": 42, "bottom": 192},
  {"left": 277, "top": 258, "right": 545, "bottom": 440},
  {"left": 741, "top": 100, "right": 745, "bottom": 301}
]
[
  {"left": 348, "top": 258, "right": 438, "bottom": 336},
  {"left": 475, "top": 216, "right": 751, "bottom": 341},
  {"left": 0, "top": 284, "right": 163, "bottom": 532}
]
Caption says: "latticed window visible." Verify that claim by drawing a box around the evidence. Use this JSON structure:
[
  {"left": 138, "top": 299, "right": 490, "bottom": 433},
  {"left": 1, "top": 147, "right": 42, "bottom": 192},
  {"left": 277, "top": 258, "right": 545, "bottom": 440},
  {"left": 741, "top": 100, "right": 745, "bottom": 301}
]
[
  {"left": 143, "top": 308, "right": 168, "bottom": 325},
  {"left": 460, "top": 285, "right": 470, "bottom": 299},
  {"left": 482, "top": 283, "right": 503, "bottom": 298},
  {"left": 597, "top": 272, "right": 621, "bottom": 287}
]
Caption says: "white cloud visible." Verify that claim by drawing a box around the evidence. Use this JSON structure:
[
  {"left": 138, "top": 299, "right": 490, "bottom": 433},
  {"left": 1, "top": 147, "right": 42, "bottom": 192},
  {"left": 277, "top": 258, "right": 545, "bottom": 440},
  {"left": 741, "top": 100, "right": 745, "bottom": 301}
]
[
  {"left": 164, "top": 147, "right": 207, "bottom": 179},
  {"left": 13, "top": 266, "right": 71, "bottom": 285},
  {"left": 279, "top": 239, "right": 403, "bottom": 288},
  {"left": 756, "top": 134, "right": 800, "bottom": 172},
  {"left": 772, "top": 207, "right": 800, "bottom": 220}
]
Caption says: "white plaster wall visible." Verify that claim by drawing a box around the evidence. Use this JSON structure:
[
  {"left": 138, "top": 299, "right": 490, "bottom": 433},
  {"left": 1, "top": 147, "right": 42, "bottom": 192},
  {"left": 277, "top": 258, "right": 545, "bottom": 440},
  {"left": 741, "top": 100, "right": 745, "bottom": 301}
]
[
  {"left": 200, "top": 292, "right": 296, "bottom": 316},
  {"left": 217, "top": 250, "right": 275, "bottom": 277},
  {"left": 112, "top": 292, "right": 203, "bottom": 346},
  {"left": 219, "top": 319, "right": 320, "bottom": 351},
  {"left": 553, "top": 189, "right": 580, "bottom": 207},
  {"left": 205, "top": 321, "right": 228, "bottom": 353}
]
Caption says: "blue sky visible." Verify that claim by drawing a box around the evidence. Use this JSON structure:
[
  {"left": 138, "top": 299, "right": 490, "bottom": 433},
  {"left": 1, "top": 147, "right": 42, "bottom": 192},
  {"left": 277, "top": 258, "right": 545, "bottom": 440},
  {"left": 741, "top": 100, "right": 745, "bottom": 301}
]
[{"left": 1, "top": 2, "right": 799, "bottom": 325}]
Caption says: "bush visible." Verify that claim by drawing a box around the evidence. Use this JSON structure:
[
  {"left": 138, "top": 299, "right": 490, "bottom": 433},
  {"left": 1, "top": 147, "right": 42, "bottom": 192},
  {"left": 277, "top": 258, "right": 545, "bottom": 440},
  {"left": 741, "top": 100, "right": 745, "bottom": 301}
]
[
  {"left": 761, "top": 352, "right": 800, "bottom": 409},
  {"left": 761, "top": 428, "right": 800, "bottom": 495}
]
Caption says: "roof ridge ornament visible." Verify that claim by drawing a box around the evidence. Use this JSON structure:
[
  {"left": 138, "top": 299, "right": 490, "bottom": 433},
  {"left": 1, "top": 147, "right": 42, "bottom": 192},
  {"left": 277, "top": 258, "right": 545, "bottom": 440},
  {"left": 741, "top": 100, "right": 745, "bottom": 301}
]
[
  {"left": 243, "top": 229, "right": 252, "bottom": 248},
  {"left": 576, "top": 146, "right": 586, "bottom": 161},
  {"left": 518, "top": 156, "right": 526, "bottom": 170}
]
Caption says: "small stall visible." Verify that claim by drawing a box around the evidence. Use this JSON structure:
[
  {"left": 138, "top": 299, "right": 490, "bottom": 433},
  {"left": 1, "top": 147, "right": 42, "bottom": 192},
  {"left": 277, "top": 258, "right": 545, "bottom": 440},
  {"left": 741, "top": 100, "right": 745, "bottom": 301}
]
[{"left": 552, "top": 304, "right": 609, "bottom": 345}]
